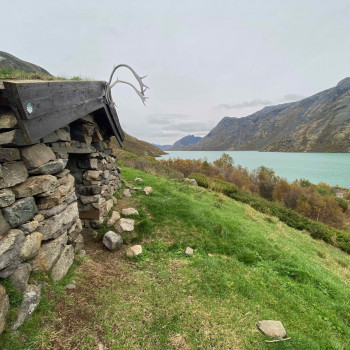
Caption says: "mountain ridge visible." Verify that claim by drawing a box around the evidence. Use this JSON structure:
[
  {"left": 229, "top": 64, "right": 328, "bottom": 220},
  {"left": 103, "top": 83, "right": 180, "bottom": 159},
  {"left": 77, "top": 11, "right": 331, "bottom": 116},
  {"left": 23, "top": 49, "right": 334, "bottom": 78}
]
[{"left": 188, "top": 78, "right": 350, "bottom": 152}]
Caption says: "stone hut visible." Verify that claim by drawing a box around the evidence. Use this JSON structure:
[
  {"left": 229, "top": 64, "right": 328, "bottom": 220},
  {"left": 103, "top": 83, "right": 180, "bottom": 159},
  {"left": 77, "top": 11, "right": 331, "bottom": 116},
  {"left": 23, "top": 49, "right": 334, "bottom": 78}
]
[{"left": 0, "top": 79, "right": 124, "bottom": 332}]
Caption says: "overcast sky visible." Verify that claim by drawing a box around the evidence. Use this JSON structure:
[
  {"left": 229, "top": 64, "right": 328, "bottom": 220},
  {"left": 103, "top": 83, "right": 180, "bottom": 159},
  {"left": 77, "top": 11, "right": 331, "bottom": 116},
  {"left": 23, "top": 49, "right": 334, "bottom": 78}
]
[{"left": 2, "top": 1, "right": 350, "bottom": 144}]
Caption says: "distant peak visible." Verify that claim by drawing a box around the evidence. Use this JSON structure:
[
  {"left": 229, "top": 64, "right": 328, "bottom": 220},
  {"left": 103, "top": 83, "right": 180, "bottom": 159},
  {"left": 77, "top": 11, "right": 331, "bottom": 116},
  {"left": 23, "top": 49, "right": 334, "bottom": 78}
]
[{"left": 336, "top": 77, "right": 350, "bottom": 88}]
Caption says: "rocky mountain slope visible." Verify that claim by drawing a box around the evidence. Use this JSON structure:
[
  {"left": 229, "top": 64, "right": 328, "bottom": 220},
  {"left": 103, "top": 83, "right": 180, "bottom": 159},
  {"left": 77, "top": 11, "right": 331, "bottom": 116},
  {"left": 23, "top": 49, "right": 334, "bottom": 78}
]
[
  {"left": 189, "top": 78, "right": 350, "bottom": 152},
  {"left": 0, "top": 51, "right": 51, "bottom": 75},
  {"left": 160, "top": 135, "right": 202, "bottom": 151},
  {"left": 111, "top": 133, "right": 166, "bottom": 157}
]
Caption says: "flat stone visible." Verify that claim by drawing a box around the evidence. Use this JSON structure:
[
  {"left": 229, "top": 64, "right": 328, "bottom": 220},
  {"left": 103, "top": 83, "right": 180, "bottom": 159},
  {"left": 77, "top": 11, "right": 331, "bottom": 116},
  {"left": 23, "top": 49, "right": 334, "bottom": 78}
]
[
  {"left": 0, "top": 161, "right": 28, "bottom": 189},
  {"left": 10, "top": 263, "right": 32, "bottom": 293},
  {"left": 19, "top": 220, "right": 39, "bottom": 234},
  {"left": 122, "top": 189, "right": 131, "bottom": 198},
  {"left": 55, "top": 169, "right": 70, "bottom": 178},
  {"left": 2, "top": 197, "right": 37, "bottom": 228},
  {"left": 80, "top": 195, "right": 100, "bottom": 205},
  {"left": 20, "top": 232, "right": 42, "bottom": 260},
  {"left": 105, "top": 198, "right": 114, "bottom": 213},
  {"left": 65, "top": 284, "right": 76, "bottom": 290},
  {"left": 21, "top": 144, "right": 56, "bottom": 168},
  {"left": 134, "top": 178, "right": 143, "bottom": 182},
  {"left": 112, "top": 196, "right": 117, "bottom": 205},
  {"left": 0, "top": 189, "right": 15, "bottom": 208},
  {"left": 76, "top": 249, "right": 86, "bottom": 257},
  {"left": 33, "top": 214, "right": 44, "bottom": 222},
  {"left": 12, "top": 175, "right": 59, "bottom": 198},
  {"left": 144, "top": 186, "right": 153, "bottom": 195},
  {"left": 115, "top": 218, "right": 134, "bottom": 233},
  {"left": 80, "top": 228, "right": 98, "bottom": 240},
  {"left": 0, "top": 110, "right": 18, "bottom": 129},
  {"left": 77, "top": 185, "right": 101, "bottom": 196},
  {"left": 32, "top": 232, "right": 68, "bottom": 272},
  {"left": 102, "top": 231, "right": 123, "bottom": 251},
  {"left": 0, "top": 285, "right": 9, "bottom": 334},
  {"left": 107, "top": 211, "right": 120, "bottom": 226},
  {"left": 39, "top": 201, "right": 68, "bottom": 218},
  {"left": 0, "top": 212, "right": 10, "bottom": 236},
  {"left": 126, "top": 245, "right": 142, "bottom": 258},
  {"left": 83, "top": 170, "right": 102, "bottom": 181},
  {"left": 28, "top": 159, "right": 68, "bottom": 175},
  {"left": 0, "top": 147, "right": 21, "bottom": 162},
  {"left": 51, "top": 245, "right": 74, "bottom": 281},
  {"left": 0, "top": 229, "right": 25, "bottom": 278},
  {"left": 185, "top": 247, "right": 194, "bottom": 257},
  {"left": 256, "top": 320, "right": 287, "bottom": 339},
  {"left": 71, "top": 234, "right": 84, "bottom": 252},
  {"left": 40, "top": 202, "right": 79, "bottom": 240},
  {"left": 0, "top": 129, "right": 28, "bottom": 146},
  {"left": 122, "top": 208, "right": 139, "bottom": 216},
  {"left": 12, "top": 284, "right": 42, "bottom": 330},
  {"left": 77, "top": 158, "right": 98, "bottom": 170}
]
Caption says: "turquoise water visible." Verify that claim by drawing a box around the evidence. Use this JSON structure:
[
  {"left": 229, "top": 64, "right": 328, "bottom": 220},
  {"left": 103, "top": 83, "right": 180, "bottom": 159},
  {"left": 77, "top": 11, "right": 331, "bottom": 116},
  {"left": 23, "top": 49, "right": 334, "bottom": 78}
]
[{"left": 160, "top": 151, "right": 350, "bottom": 188}]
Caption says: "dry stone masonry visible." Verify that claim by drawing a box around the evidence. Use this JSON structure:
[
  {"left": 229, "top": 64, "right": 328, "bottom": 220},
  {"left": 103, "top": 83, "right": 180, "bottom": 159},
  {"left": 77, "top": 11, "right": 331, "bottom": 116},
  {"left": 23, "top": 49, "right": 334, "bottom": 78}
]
[{"left": 0, "top": 106, "right": 121, "bottom": 333}]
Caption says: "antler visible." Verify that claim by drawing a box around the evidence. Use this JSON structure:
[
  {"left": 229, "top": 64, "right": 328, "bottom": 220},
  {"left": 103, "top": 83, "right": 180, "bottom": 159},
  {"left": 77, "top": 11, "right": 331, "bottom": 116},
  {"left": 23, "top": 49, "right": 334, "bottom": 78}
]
[{"left": 105, "top": 64, "right": 149, "bottom": 107}]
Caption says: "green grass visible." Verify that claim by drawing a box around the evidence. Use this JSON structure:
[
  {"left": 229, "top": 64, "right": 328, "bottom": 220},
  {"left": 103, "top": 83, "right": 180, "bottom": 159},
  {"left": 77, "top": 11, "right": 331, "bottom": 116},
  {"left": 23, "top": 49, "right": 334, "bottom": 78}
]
[
  {"left": 0, "top": 67, "right": 87, "bottom": 81},
  {"left": 2, "top": 167, "right": 350, "bottom": 349}
]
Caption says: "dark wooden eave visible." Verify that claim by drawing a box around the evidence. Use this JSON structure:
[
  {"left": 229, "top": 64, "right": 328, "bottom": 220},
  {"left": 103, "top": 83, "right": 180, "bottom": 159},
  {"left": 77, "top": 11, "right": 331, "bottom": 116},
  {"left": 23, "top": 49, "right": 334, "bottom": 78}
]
[{"left": 0, "top": 80, "right": 124, "bottom": 146}]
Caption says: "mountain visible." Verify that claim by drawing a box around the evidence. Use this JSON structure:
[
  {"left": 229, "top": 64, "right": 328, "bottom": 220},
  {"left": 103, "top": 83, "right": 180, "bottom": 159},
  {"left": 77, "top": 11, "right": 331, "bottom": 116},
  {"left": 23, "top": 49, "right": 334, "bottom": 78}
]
[
  {"left": 165, "top": 135, "right": 202, "bottom": 151},
  {"left": 111, "top": 133, "right": 166, "bottom": 157},
  {"left": 0, "top": 51, "right": 52, "bottom": 75},
  {"left": 152, "top": 143, "right": 172, "bottom": 150},
  {"left": 189, "top": 78, "right": 350, "bottom": 152}
]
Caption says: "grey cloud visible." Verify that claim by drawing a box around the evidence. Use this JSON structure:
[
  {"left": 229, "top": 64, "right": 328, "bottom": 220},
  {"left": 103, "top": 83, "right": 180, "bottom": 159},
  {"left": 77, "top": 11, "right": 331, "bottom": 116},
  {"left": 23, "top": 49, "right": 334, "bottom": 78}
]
[
  {"left": 216, "top": 99, "right": 273, "bottom": 110},
  {"left": 282, "top": 94, "right": 305, "bottom": 102}
]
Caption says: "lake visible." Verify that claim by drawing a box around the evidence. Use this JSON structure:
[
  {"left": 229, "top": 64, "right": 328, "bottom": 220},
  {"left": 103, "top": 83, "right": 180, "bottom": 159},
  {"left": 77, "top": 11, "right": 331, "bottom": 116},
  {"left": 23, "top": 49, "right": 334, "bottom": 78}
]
[{"left": 160, "top": 151, "right": 350, "bottom": 188}]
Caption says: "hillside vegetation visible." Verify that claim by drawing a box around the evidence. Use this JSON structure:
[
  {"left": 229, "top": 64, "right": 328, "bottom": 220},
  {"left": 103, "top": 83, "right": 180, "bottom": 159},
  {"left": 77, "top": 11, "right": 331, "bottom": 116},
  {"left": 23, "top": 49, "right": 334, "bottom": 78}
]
[
  {"left": 189, "top": 78, "right": 350, "bottom": 152},
  {"left": 2, "top": 167, "right": 350, "bottom": 349},
  {"left": 111, "top": 134, "right": 166, "bottom": 157}
]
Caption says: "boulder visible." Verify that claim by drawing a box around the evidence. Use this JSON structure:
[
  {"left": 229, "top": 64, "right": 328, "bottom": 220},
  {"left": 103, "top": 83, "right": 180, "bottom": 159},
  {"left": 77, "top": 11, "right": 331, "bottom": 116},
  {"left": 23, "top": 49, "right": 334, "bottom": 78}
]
[
  {"left": 12, "top": 284, "right": 42, "bottom": 330},
  {"left": 0, "top": 111, "right": 18, "bottom": 129},
  {"left": 0, "top": 212, "right": 10, "bottom": 236},
  {"left": 12, "top": 175, "right": 59, "bottom": 198},
  {"left": 102, "top": 231, "right": 123, "bottom": 251},
  {"left": 10, "top": 263, "right": 32, "bottom": 293},
  {"left": 2, "top": 197, "right": 37, "bottom": 228},
  {"left": 28, "top": 159, "right": 68, "bottom": 175},
  {"left": 21, "top": 144, "right": 56, "bottom": 168},
  {"left": 20, "top": 232, "right": 42, "bottom": 260},
  {"left": 19, "top": 221, "right": 39, "bottom": 234},
  {"left": 0, "top": 129, "right": 28, "bottom": 146},
  {"left": 71, "top": 234, "right": 84, "bottom": 252},
  {"left": 122, "top": 208, "right": 139, "bottom": 216},
  {"left": 0, "top": 189, "right": 15, "bottom": 208},
  {"left": 107, "top": 211, "right": 120, "bottom": 226},
  {"left": 185, "top": 247, "right": 194, "bottom": 257},
  {"left": 144, "top": 186, "right": 153, "bottom": 195},
  {"left": 115, "top": 218, "right": 135, "bottom": 233},
  {"left": 32, "top": 233, "right": 67, "bottom": 272},
  {"left": 185, "top": 178, "right": 198, "bottom": 186},
  {"left": 0, "top": 147, "right": 21, "bottom": 162},
  {"left": 40, "top": 202, "right": 79, "bottom": 240},
  {"left": 0, "top": 161, "right": 28, "bottom": 189},
  {"left": 0, "top": 285, "right": 9, "bottom": 334},
  {"left": 51, "top": 245, "right": 74, "bottom": 281},
  {"left": 122, "top": 189, "right": 131, "bottom": 197},
  {"left": 256, "top": 320, "right": 287, "bottom": 339},
  {"left": 126, "top": 245, "right": 142, "bottom": 258},
  {"left": 0, "top": 229, "right": 25, "bottom": 278}
]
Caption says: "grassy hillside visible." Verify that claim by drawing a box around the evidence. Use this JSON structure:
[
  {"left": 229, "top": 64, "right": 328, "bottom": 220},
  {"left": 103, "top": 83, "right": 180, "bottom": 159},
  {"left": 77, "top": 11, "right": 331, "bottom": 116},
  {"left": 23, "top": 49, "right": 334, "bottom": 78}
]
[
  {"left": 111, "top": 133, "right": 166, "bottom": 157},
  {"left": 1, "top": 167, "right": 350, "bottom": 349}
]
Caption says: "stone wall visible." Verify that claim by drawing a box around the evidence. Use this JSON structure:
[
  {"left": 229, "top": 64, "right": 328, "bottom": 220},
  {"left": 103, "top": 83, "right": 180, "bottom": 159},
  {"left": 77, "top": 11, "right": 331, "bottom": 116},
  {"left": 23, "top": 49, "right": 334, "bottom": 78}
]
[{"left": 0, "top": 106, "right": 121, "bottom": 333}]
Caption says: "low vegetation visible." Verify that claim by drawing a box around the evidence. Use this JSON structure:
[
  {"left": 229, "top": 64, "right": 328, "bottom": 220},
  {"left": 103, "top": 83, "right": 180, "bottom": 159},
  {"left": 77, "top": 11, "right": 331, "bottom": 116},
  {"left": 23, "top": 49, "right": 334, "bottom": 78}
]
[
  {"left": 0, "top": 68, "right": 84, "bottom": 81},
  {"left": 2, "top": 167, "right": 349, "bottom": 349}
]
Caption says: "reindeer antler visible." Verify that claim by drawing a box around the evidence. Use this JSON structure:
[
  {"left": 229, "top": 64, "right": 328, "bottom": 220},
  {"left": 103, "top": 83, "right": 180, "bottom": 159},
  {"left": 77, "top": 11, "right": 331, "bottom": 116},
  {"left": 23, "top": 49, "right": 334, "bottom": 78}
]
[{"left": 105, "top": 64, "right": 149, "bottom": 107}]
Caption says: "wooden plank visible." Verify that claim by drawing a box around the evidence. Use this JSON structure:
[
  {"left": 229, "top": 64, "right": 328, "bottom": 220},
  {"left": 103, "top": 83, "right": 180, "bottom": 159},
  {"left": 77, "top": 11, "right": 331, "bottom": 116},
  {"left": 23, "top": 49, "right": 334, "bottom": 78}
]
[
  {"left": 21, "top": 97, "right": 104, "bottom": 141},
  {"left": 3, "top": 80, "right": 105, "bottom": 120},
  {"left": 103, "top": 104, "right": 124, "bottom": 146}
]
